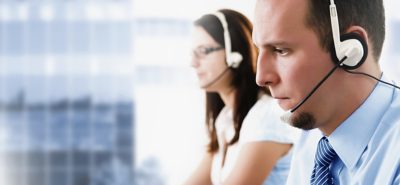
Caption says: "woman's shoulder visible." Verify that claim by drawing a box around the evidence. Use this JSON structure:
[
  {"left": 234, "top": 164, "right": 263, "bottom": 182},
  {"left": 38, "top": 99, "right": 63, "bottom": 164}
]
[
  {"left": 246, "top": 94, "right": 284, "bottom": 122},
  {"left": 240, "top": 94, "right": 300, "bottom": 144}
]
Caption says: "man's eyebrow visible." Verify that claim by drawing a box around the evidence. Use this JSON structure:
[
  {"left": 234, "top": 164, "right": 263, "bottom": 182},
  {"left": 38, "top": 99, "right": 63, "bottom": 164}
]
[
  {"left": 255, "top": 41, "right": 290, "bottom": 49},
  {"left": 252, "top": 32, "right": 290, "bottom": 48}
]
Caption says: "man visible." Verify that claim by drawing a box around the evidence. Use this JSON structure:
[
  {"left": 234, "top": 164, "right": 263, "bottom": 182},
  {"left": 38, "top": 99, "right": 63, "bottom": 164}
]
[{"left": 253, "top": 0, "right": 400, "bottom": 184}]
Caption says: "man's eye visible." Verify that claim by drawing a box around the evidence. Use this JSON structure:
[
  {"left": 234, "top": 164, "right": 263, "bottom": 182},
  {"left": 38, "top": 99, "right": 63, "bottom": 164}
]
[{"left": 273, "top": 48, "right": 289, "bottom": 56}]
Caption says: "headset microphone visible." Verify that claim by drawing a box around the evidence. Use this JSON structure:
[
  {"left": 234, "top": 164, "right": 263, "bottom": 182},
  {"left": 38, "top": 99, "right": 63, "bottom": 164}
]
[
  {"left": 201, "top": 67, "right": 230, "bottom": 88},
  {"left": 280, "top": 56, "right": 347, "bottom": 123},
  {"left": 291, "top": 57, "right": 347, "bottom": 113}
]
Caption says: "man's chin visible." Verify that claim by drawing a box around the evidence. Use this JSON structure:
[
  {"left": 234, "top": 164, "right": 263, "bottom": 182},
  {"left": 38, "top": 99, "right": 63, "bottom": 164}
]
[{"left": 286, "top": 111, "right": 316, "bottom": 130}]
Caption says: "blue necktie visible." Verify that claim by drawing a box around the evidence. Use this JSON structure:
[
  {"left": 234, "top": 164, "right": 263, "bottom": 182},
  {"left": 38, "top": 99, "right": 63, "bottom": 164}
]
[{"left": 310, "top": 137, "right": 338, "bottom": 185}]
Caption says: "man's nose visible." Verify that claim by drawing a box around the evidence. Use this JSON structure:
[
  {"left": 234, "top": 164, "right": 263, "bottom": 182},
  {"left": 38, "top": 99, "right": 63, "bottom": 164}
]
[{"left": 256, "top": 51, "right": 279, "bottom": 87}]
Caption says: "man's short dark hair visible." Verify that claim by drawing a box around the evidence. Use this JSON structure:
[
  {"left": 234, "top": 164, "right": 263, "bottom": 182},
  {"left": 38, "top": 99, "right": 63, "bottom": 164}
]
[{"left": 305, "top": 0, "right": 385, "bottom": 61}]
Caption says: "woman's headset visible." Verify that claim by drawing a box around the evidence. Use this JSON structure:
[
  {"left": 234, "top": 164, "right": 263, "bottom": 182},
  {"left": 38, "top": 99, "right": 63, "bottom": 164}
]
[{"left": 212, "top": 11, "right": 243, "bottom": 68}]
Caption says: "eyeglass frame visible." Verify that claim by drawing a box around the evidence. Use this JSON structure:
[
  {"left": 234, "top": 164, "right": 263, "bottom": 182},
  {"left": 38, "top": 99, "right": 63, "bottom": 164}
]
[{"left": 192, "top": 45, "right": 224, "bottom": 59}]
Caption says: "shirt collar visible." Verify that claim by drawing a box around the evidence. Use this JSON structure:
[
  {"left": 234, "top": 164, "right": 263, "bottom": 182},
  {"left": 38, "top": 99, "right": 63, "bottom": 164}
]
[{"left": 328, "top": 74, "right": 394, "bottom": 170}]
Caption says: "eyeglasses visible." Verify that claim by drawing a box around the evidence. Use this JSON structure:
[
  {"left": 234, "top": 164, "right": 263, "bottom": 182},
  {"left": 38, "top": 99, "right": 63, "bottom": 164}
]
[{"left": 192, "top": 46, "right": 224, "bottom": 59}]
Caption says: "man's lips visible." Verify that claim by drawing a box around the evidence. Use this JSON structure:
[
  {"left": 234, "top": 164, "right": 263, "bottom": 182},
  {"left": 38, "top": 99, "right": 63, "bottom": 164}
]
[
  {"left": 273, "top": 96, "right": 290, "bottom": 101},
  {"left": 273, "top": 97, "right": 292, "bottom": 110}
]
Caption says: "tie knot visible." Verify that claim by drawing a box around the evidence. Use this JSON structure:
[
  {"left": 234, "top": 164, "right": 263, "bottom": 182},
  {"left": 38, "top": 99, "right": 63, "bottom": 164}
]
[{"left": 315, "top": 137, "right": 337, "bottom": 167}]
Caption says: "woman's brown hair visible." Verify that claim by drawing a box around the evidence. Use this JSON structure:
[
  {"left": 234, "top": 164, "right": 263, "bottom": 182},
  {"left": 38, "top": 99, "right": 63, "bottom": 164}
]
[{"left": 194, "top": 9, "right": 270, "bottom": 153}]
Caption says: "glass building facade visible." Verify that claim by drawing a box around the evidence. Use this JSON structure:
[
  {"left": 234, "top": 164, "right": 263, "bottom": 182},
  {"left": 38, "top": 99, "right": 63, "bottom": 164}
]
[{"left": 0, "top": 1, "right": 135, "bottom": 184}]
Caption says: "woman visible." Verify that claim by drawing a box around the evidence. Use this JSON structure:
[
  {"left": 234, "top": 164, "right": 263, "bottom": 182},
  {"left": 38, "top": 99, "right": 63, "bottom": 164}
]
[{"left": 184, "top": 9, "right": 299, "bottom": 185}]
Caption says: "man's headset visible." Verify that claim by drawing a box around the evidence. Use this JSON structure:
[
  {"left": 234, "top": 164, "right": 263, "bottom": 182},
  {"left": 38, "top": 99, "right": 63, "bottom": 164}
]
[
  {"left": 201, "top": 11, "right": 244, "bottom": 88},
  {"left": 282, "top": 0, "right": 399, "bottom": 120}
]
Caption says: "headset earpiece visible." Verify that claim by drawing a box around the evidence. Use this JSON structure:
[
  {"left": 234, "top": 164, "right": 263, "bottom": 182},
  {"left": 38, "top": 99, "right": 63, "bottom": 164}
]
[
  {"left": 329, "top": 0, "right": 367, "bottom": 70},
  {"left": 213, "top": 11, "right": 243, "bottom": 68},
  {"left": 228, "top": 52, "right": 243, "bottom": 68},
  {"left": 330, "top": 32, "right": 368, "bottom": 70}
]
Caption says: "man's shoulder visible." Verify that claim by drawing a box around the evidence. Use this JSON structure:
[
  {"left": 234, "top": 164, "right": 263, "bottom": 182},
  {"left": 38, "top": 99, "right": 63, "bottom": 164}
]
[
  {"left": 380, "top": 88, "right": 400, "bottom": 129},
  {"left": 392, "top": 87, "right": 400, "bottom": 106},
  {"left": 371, "top": 91, "right": 400, "bottom": 151}
]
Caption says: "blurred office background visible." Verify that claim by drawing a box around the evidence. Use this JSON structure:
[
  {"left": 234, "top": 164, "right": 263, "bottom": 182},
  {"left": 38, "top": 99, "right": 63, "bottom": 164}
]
[{"left": 0, "top": 0, "right": 399, "bottom": 185}]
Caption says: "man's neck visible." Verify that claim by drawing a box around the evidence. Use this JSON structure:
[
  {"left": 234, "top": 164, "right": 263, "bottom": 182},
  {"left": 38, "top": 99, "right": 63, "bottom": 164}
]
[{"left": 320, "top": 62, "right": 382, "bottom": 136}]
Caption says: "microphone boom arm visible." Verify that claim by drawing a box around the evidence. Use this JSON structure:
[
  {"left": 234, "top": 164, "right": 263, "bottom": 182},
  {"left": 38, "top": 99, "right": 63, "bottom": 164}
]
[{"left": 290, "top": 56, "right": 347, "bottom": 113}]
